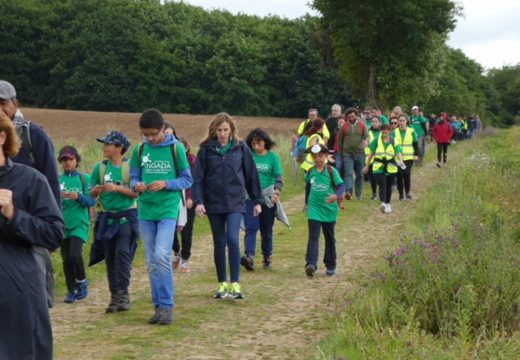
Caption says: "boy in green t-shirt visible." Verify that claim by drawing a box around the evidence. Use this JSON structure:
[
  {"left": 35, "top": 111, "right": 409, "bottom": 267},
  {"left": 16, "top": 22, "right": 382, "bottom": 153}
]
[
  {"left": 304, "top": 144, "right": 345, "bottom": 277},
  {"left": 90, "top": 131, "right": 138, "bottom": 314},
  {"left": 130, "top": 109, "right": 192, "bottom": 325},
  {"left": 58, "top": 146, "right": 96, "bottom": 304}
]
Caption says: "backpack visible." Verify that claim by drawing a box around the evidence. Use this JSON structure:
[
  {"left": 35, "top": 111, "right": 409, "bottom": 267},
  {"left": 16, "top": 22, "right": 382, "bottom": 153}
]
[
  {"left": 342, "top": 121, "right": 367, "bottom": 136},
  {"left": 16, "top": 121, "right": 35, "bottom": 164},
  {"left": 293, "top": 135, "right": 308, "bottom": 163},
  {"left": 99, "top": 158, "right": 131, "bottom": 185},
  {"left": 305, "top": 165, "right": 342, "bottom": 207}
]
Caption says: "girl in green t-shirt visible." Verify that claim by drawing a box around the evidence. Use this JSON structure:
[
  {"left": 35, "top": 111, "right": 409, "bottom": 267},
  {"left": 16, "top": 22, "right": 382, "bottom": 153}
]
[{"left": 241, "top": 128, "right": 284, "bottom": 271}]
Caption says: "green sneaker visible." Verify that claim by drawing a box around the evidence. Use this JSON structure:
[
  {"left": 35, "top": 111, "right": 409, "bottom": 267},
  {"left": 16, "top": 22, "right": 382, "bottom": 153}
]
[
  {"left": 229, "top": 282, "right": 244, "bottom": 300},
  {"left": 213, "top": 282, "right": 228, "bottom": 299}
]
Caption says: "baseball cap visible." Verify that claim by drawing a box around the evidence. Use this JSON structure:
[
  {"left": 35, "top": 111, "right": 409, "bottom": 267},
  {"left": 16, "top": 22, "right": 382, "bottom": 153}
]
[
  {"left": 58, "top": 145, "right": 79, "bottom": 160},
  {"left": 96, "top": 130, "right": 131, "bottom": 150},
  {"left": 305, "top": 143, "right": 329, "bottom": 155},
  {"left": 0, "top": 80, "right": 16, "bottom": 100},
  {"left": 412, "top": 105, "right": 419, "bottom": 111}
]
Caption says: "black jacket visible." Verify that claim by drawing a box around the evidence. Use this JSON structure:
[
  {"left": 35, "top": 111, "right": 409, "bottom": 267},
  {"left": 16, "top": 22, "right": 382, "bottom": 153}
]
[
  {"left": 193, "top": 139, "right": 262, "bottom": 214},
  {"left": 0, "top": 159, "right": 64, "bottom": 360}
]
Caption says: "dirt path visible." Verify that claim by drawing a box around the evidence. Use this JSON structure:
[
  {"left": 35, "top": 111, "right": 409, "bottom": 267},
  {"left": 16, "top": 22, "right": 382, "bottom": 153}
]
[{"left": 50, "top": 143, "right": 467, "bottom": 359}]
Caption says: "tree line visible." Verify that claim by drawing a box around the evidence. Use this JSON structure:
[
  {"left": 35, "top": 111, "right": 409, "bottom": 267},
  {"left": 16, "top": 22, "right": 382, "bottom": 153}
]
[{"left": 0, "top": 0, "right": 517, "bottom": 126}]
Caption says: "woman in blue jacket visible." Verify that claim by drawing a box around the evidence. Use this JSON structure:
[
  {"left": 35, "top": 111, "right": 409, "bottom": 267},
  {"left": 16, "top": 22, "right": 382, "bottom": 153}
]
[{"left": 193, "top": 112, "right": 262, "bottom": 300}]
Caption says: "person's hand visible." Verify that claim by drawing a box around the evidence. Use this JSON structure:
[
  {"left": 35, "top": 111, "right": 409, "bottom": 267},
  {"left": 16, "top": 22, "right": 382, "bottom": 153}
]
[
  {"left": 134, "top": 182, "right": 147, "bottom": 193},
  {"left": 363, "top": 165, "right": 369, "bottom": 174},
  {"left": 103, "top": 183, "right": 119, "bottom": 192},
  {"left": 176, "top": 225, "right": 184, "bottom": 231},
  {"left": 195, "top": 204, "right": 206, "bottom": 218},
  {"left": 148, "top": 180, "right": 167, "bottom": 192},
  {"left": 326, "top": 194, "right": 338, "bottom": 204},
  {"left": 69, "top": 192, "right": 79, "bottom": 200},
  {"left": 253, "top": 204, "right": 262, "bottom": 216},
  {"left": 414, "top": 156, "right": 419, "bottom": 161},
  {"left": 271, "top": 193, "right": 280, "bottom": 205},
  {"left": 0, "top": 189, "right": 15, "bottom": 221},
  {"left": 186, "top": 198, "right": 193, "bottom": 210},
  {"left": 93, "top": 184, "right": 105, "bottom": 195}
]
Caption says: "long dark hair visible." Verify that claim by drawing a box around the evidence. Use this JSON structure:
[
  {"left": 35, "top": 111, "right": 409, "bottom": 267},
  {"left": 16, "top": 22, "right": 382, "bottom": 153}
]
[{"left": 245, "top": 128, "right": 276, "bottom": 151}]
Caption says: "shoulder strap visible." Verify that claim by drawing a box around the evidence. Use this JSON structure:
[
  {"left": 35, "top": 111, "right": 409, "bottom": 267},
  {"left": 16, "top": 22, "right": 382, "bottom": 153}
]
[
  {"left": 79, "top": 172, "right": 87, "bottom": 193},
  {"left": 327, "top": 165, "right": 337, "bottom": 191},
  {"left": 19, "top": 121, "right": 35, "bottom": 164},
  {"left": 99, "top": 160, "right": 108, "bottom": 184},
  {"left": 99, "top": 159, "right": 130, "bottom": 185}
]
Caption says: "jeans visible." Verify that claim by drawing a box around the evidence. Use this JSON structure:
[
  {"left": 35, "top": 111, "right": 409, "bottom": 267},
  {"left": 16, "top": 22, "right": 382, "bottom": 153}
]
[
  {"left": 305, "top": 220, "right": 336, "bottom": 271},
  {"left": 334, "top": 153, "right": 345, "bottom": 179},
  {"left": 140, "top": 219, "right": 176, "bottom": 308},
  {"left": 208, "top": 213, "right": 243, "bottom": 283},
  {"left": 60, "top": 236, "right": 86, "bottom": 292},
  {"left": 243, "top": 200, "right": 276, "bottom": 258},
  {"left": 103, "top": 222, "right": 133, "bottom": 294},
  {"left": 342, "top": 153, "right": 365, "bottom": 196},
  {"left": 418, "top": 136, "right": 426, "bottom": 162}
]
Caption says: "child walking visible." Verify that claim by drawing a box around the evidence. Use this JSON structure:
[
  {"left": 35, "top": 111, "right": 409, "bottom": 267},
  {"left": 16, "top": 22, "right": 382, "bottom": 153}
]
[
  {"left": 90, "top": 131, "right": 139, "bottom": 313},
  {"left": 304, "top": 144, "right": 345, "bottom": 277},
  {"left": 58, "top": 145, "right": 95, "bottom": 303},
  {"left": 130, "top": 109, "right": 192, "bottom": 325},
  {"left": 241, "top": 128, "right": 284, "bottom": 271}
]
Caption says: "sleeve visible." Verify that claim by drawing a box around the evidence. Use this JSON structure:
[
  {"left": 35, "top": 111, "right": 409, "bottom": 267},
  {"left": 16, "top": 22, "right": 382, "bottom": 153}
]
[
  {"left": 166, "top": 143, "right": 193, "bottom": 191},
  {"left": 191, "top": 147, "right": 206, "bottom": 205},
  {"left": 241, "top": 144, "right": 262, "bottom": 205},
  {"left": 77, "top": 174, "right": 96, "bottom": 207},
  {"left": 129, "top": 144, "right": 142, "bottom": 191},
  {"left": 272, "top": 153, "right": 284, "bottom": 191},
  {"left": 297, "top": 120, "right": 306, "bottom": 136},
  {"left": 322, "top": 125, "right": 330, "bottom": 139},
  {"left": 90, "top": 163, "right": 101, "bottom": 188},
  {"left": 2, "top": 171, "right": 64, "bottom": 251}
]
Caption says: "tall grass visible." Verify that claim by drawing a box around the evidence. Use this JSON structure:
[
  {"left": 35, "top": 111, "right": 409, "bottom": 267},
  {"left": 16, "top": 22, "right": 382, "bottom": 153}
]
[{"left": 320, "top": 127, "right": 520, "bottom": 359}]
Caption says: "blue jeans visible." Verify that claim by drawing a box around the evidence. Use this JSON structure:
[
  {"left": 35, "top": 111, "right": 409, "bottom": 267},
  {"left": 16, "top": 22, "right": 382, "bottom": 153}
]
[
  {"left": 208, "top": 213, "right": 243, "bottom": 283},
  {"left": 243, "top": 200, "right": 276, "bottom": 258},
  {"left": 305, "top": 220, "right": 337, "bottom": 270},
  {"left": 139, "top": 219, "right": 176, "bottom": 308},
  {"left": 342, "top": 153, "right": 365, "bottom": 196}
]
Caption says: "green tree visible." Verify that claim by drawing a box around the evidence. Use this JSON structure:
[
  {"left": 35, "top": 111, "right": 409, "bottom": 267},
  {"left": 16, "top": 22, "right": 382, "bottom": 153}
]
[{"left": 487, "top": 64, "right": 520, "bottom": 127}]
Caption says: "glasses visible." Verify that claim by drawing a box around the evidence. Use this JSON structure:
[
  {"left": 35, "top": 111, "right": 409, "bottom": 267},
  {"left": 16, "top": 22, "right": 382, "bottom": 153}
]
[{"left": 391, "top": 122, "right": 398, "bottom": 125}]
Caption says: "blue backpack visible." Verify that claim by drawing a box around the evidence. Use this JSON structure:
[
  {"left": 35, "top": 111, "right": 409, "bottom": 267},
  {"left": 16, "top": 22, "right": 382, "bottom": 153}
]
[{"left": 294, "top": 135, "right": 308, "bottom": 163}]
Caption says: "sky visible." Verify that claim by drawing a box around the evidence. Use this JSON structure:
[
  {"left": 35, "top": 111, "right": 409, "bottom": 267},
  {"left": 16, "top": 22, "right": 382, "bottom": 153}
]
[{"left": 174, "top": 0, "right": 520, "bottom": 70}]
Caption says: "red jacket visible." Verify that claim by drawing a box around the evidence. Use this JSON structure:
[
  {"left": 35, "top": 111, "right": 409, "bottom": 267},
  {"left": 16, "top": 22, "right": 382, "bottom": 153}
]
[{"left": 432, "top": 120, "right": 454, "bottom": 144}]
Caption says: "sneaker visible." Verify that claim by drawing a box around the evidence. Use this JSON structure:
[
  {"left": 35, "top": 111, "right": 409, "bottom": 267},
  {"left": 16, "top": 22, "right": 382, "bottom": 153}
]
[
  {"left": 326, "top": 268, "right": 336, "bottom": 277},
  {"left": 384, "top": 204, "right": 392, "bottom": 214},
  {"left": 240, "top": 255, "right": 255, "bottom": 271},
  {"left": 172, "top": 254, "right": 181, "bottom": 270},
  {"left": 305, "top": 264, "right": 316, "bottom": 277},
  {"left": 229, "top": 282, "right": 244, "bottom": 300},
  {"left": 105, "top": 293, "right": 120, "bottom": 313},
  {"left": 356, "top": 195, "right": 363, "bottom": 200},
  {"left": 345, "top": 191, "right": 352, "bottom": 200},
  {"left": 399, "top": 195, "right": 404, "bottom": 201},
  {"left": 405, "top": 194, "right": 413, "bottom": 200},
  {"left": 180, "top": 259, "right": 190, "bottom": 273},
  {"left": 436, "top": 162, "right": 442, "bottom": 168},
  {"left": 117, "top": 291, "right": 130, "bottom": 312},
  {"left": 371, "top": 194, "right": 377, "bottom": 201},
  {"left": 148, "top": 308, "right": 159, "bottom": 324},
  {"left": 64, "top": 291, "right": 77, "bottom": 304},
  {"left": 379, "top": 203, "right": 386, "bottom": 214},
  {"left": 75, "top": 279, "right": 88, "bottom": 301},
  {"left": 213, "top": 282, "right": 229, "bottom": 299},
  {"left": 263, "top": 256, "right": 272, "bottom": 270},
  {"left": 156, "top": 307, "right": 173, "bottom": 325}
]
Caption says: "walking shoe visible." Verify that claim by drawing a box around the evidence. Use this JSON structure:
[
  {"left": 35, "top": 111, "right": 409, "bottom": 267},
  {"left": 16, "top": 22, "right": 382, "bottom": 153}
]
[
  {"left": 405, "top": 194, "right": 413, "bottom": 200},
  {"left": 148, "top": 308, "right": 159, "bottom": 324},
  {"left": 305, "top": 264, "right": 316, "bottom": 277},
  {"left": 399, "top": 195, "right": 404, "bottom": 201},
  {"left": 75, "top": 279, "right": 88, "bottom": 301},
  {"left": 263, "top": 256, "right": 272, "bottom": 270},
  {"left": 436, "top": 162, "right": 442, "bottom": 168},
  {"left": 326, "top": 268, "right": 336, "bottom": 277},
  {"left": 379, "top": 203, "right": 386, "bottom": 214},
  {"left": 384, "top": 204, "right": 392, "bottom": 214},
  {"left": 105, "top": 292, "right": 120, "bottom": 313},
  {"left": 64, "top": 291, "right": 77, "bottom": 304},
  {"left": 240, "top": 254, "right": 255, "bottom": 271},
  {"left": 371, "top": 194, "right": 377, "bottom": 201},
  {"left": 356, "top": 195, "right": 363, "bottom": 200},
  {"left": 172, "top": 254, "right": 181, "bottom": 270},
  {"left": 117, "top": 290, "right": 130, "bottom": 312},
  {"left": 213, "top": 282, "right": 229, "bottom": 299},
  {"left": 180, "top": 259, "right": 190, "bottom": 273},
  {"left": 156, "top": 307, "right": 173, "bottom": 325},
  {"left": 229, "top": 282, "right": 244, "bottom": 300},
  {"left": 345, "top": 191, "right": 352, "bottom": 200}
]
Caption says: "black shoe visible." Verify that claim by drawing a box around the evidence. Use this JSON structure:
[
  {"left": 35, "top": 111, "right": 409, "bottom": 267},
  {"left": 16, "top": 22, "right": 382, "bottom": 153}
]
[
  {"left": 105, "top": 293, "right": 119, "bottom": 313},
  {"left": 156, "top": 307, "right": 173, "bottom": 325},
  {"left": 399, "top": 195, "right": 404, "bottom": 201},
  {"left": 148, "top": 308, "right": 159, "bottom": 324},
  {"left": 405, "top": 194, "right": 413, "bottom": 200},
  {"left": 240, "top": 255, "right": 255, "bottom": 271},
  {"left": 263, "top": 256, "right": 272, "bottom": 270},
  {"left": 117, "top": 291, "right": 130, "bottom": 312},
  {"left": 371, "top": 194, "right": 377, "bottom": 201},
  {"left": 305, "top": 264, "right": 316, "bottom": 277}
]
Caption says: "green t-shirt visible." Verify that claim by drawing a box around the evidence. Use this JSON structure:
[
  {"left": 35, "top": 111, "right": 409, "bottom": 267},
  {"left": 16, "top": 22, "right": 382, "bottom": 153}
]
[
  {"left": 90, "top": 160, "right": 136, "bottom": 213},
  {"left": 410, "top": 115, "right": 428, "bottom": 137},
  {"left": 305, "top": 166, "right": 344, "bottom": 223},
  {"left": 60, "top": 172, "right": 91, "bottom": 242},
  {"left": 130, "top": 142, "right": 189, "bottom": 221},
  {"left": 252, "top": 150, "right": 283, "bottom": 189}
]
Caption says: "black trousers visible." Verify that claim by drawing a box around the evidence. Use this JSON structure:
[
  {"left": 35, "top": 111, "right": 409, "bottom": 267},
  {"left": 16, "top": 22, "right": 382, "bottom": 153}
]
[
  {"left": 437, "top": 143, "right": 449, "bottom": 163},
  {"left": 173, "top": 207, "right": 195, "bottom": 260},
  {"left": 374, "top": 173, "right": 396, "bottom": 203},
  {"left": 60, "top": 236, "right": 86, "bottom": 292},
  {"left": 104, "top": 222, "right": 133, "bottom": 294},
  {"left": 396, "top": 160, "right": 414, "bottom": 196},
  {"left": 305, "top": 220, "right": 337, "bottom": 271}
]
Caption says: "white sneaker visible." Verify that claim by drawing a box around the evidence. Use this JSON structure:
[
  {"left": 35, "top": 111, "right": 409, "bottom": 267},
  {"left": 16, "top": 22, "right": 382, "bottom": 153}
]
[
  {"left": 384, "top": 204, "right": 392, "bottom": 214},
  {"left": 180, "top": 259, "right": 190, "bottom": 273},
  {"left": 379, "top": 203, "right": 386, "bottom": 213}
]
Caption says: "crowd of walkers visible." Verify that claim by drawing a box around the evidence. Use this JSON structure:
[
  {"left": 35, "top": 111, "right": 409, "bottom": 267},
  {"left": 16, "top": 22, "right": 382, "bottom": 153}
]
[{"left": 0, "top": 78, "right": 482, "bottom": 359}]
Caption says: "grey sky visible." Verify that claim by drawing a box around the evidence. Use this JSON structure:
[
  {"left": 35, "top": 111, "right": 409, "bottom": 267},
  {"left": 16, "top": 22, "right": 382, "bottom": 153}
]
[{"left": 174, "top": 0, "right": 520, "bottom": 70}]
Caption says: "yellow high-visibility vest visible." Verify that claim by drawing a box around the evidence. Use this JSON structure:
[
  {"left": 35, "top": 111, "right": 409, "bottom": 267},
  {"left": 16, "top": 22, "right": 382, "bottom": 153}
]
[
  {"left": 393, "top": 127, "right": 415, "bottom": 161},
  {"left": 372, "top": 136, "right": 398, "bottom": 174}
]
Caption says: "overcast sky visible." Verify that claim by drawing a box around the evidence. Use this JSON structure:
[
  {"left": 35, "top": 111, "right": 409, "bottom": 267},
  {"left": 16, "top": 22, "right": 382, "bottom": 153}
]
[{"left": 174, "top": 0, "right": 520, "bottom": 70}]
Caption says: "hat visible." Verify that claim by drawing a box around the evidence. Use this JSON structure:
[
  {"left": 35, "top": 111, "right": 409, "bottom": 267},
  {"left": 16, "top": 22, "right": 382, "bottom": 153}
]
[
  {"left": 96, "top": 130, "right": 131, "bottom": 150},
  {"left": 305, "top": 143, "right": 329, "bottom": 155},
  {"left": 0, "top": 80, "right": 16, "bottom": 100},
  {"left": 412, "top": 105, "right": 419, "bottom": 111},
  {"left": 58, "top": 145, "right": 79, "bottom": 160}
]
